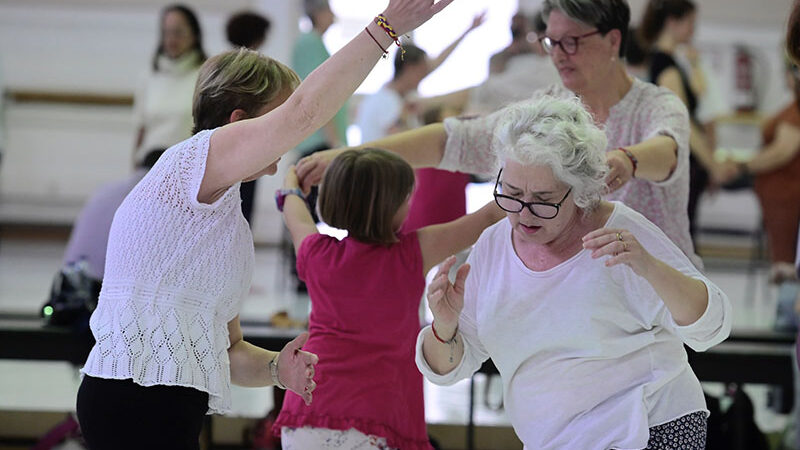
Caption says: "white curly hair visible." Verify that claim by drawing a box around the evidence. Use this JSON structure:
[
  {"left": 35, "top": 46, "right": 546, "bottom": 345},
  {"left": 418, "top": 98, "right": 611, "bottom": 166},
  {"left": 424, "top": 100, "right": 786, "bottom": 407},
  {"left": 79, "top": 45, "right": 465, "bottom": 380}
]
[{"left": 493, "top": 94, "right": 609, "bottom": 211}]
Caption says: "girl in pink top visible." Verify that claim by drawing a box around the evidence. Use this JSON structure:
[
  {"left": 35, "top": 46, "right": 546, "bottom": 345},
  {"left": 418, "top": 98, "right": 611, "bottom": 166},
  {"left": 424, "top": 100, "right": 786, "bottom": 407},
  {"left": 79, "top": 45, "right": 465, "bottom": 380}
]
[{"left": 273, "top": 149, "right": 502, "bottom": 449}]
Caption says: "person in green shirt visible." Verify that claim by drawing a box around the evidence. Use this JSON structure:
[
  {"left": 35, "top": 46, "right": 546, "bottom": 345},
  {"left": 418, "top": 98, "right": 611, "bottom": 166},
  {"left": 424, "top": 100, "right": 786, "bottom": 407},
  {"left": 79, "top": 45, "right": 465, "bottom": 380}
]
[{"left": 293, "top": 0, "right": 349, "bottom": 156}]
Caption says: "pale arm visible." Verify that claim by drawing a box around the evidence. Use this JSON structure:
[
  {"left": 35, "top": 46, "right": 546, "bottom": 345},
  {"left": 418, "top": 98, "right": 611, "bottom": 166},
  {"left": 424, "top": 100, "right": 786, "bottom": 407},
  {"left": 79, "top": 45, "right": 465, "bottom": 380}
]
[
  {"left": 583, "top": 228, "right": 709, "bottom": 326},
  {"left": 296, "top": 123, "right": 448, "bottom": 192},
  {"left": 743, "top": 122, "right": 800, "bottom": 174},
  {"left": 413, "top": 87, "right": 473, "bottom": 116},
  {"left": 281, "top": 167, "right": 318, "bottom": 255},
  {"left": 227, "top": 316, "right": 319, "bottom": 404},
  {"left": 199, "top": 0, "right": 455, "bottom": 202},
  {"left": 607, "top": 135, "right": 679, "bottom": 187},
  {"left": 417, "top": 201, "right": 504, "bottom": 274},
  {"left": 657, "top": 68, "right": 723, "bottom": 180},
  {"left": 684, "top": 47, "right": 708, "bottom": 97},
  {"left": 227, "top": 315, "right": 277, "bottom": 387}
]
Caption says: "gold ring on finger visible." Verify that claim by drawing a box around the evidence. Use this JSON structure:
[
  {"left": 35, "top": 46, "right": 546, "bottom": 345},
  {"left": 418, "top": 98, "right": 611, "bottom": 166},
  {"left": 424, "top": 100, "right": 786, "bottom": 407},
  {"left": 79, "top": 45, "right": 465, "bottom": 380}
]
[
  {"left": 616, "top": 232, "right": 624, "bottom": 241},
  {"left": 622, "top": 241, "right": 628, "bottom": 252}
]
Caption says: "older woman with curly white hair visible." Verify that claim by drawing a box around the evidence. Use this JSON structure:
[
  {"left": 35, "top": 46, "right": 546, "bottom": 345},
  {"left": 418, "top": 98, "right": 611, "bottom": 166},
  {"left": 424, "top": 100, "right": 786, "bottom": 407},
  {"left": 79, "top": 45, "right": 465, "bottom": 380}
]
[{"left": 416, "top": 95, "right": 731, "bottom": 450}]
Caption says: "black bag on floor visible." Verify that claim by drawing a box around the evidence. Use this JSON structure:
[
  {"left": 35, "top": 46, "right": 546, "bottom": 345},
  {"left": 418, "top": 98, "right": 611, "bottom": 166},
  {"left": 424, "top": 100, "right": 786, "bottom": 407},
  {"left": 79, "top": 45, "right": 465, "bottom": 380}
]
[
  {"left": 706, "top": 385, "right": 770, "bottom": 450},
  {"left": 41, "top": 259, "right": 101, "bottom": 332}
]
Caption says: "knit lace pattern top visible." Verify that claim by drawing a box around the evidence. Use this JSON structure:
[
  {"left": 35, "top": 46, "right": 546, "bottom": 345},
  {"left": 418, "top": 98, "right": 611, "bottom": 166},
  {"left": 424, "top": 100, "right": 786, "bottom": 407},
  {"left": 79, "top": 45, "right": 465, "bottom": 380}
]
[{"left": 81, "top": 129, "right": 254, "bottom": 414}]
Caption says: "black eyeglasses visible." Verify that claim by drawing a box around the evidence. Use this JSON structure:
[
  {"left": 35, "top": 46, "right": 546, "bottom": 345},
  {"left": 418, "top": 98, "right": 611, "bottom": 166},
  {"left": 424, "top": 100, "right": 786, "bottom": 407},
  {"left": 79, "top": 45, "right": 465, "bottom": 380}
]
[
  {"left": 493, "top": 169, "right": 572, "bottom": 219},
  {"left": 539, "top": 30, "right": 602, "bottom": 55}
]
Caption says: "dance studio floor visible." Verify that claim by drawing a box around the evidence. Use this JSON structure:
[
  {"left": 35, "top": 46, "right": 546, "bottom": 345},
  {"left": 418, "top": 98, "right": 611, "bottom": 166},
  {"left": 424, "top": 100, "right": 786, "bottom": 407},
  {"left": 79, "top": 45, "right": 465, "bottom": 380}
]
[{"left": 0, "top": 219, "right": 796, "bottom": 449}]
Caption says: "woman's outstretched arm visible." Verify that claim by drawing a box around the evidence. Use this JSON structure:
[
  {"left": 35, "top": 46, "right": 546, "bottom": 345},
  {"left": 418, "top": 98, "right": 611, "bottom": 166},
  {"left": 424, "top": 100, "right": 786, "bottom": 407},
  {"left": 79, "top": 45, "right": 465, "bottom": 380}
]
[{"left": 201, "top": 0, "right": 456, "bottom": 200}]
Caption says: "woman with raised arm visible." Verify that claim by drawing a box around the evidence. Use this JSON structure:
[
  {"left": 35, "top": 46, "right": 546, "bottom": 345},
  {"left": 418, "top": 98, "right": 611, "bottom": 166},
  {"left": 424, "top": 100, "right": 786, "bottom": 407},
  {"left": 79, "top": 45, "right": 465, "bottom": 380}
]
[
  {"left": 75, "top": 1, "right": 455, "bottom": 449},
  {"left": 297, "top": 0, "right": 702, "bottom": 268}
]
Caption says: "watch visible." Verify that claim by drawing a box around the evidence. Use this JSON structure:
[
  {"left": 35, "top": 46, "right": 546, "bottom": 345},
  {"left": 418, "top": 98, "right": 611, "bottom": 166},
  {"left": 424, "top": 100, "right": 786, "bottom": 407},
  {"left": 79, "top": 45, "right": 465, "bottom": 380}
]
[{"left": 275, "top": 188, "right": 305, "bottom": 212}]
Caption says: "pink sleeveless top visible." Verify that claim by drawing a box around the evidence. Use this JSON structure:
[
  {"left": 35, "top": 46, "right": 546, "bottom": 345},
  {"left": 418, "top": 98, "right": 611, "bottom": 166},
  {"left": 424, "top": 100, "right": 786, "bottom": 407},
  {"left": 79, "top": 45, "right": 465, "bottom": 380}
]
[{"left": 274, "top": 232, "right": 432, "bottom": 450}]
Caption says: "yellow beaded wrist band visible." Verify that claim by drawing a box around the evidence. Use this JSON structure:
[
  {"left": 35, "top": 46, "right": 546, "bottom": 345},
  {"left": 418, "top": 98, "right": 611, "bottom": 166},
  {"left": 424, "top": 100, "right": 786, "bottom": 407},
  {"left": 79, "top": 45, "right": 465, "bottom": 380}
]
[{"left": 375, "top": 14, "right": 405, "bottom": 60}]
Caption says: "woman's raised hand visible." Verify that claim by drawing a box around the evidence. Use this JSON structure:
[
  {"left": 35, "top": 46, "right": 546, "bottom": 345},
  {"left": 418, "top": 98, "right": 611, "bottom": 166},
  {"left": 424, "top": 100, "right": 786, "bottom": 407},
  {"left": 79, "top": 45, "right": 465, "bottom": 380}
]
[
  {"left": 381, "top": 0, "right": 457, "bottom": 36},
  {"left": 277, "top": 332, "right": 319, "bottom": 406},
  {"left": 427, "top": 256, "right": 469, "bottom": 339},
  {"left": 582, "top": 228, "right": 656, "bottom": 278}
]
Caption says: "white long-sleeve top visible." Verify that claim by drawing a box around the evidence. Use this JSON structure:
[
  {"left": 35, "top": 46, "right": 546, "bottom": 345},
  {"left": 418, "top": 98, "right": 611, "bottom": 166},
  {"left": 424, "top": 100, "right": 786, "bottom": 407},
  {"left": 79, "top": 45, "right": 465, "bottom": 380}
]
[{"left": 416, "top": 202, "right": 731, "bottom": 450}]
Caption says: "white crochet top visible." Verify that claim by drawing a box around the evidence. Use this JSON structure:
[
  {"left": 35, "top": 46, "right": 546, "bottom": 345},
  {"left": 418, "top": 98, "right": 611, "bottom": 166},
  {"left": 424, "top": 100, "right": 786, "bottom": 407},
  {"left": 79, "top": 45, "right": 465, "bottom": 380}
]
[{"left": 81, "top": 129, "right": 254, "bottom": 414}]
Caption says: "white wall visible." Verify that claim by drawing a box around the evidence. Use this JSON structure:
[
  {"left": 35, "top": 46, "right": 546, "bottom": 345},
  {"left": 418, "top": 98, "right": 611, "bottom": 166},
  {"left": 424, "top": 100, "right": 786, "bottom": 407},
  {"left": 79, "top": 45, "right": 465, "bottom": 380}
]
[
  {"left": 0, "top": 0, "right": 300, "bottom": 243},
  {"left": 0, "top": 0, "right": 797, "bottom": 244}
]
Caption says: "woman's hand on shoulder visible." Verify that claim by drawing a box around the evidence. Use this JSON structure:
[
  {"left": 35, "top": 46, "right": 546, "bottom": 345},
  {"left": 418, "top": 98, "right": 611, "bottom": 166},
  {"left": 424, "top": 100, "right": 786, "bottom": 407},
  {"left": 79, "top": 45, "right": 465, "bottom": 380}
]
[
  {"left": 277, "top": 332, "right": 319, "bottom": 406},
  {"left": 296, "top": 148, "right": 346, "bottom": 194},
  {"left": 582, "top": 228, "right": 656, "bottom": 277},
  {"left": 427, "top": 256, "right": 468, "bottom": 337}
]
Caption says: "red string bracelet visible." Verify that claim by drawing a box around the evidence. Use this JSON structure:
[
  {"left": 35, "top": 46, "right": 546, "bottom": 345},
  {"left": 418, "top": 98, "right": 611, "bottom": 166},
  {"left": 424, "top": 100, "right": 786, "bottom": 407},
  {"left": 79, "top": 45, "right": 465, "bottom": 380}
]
[
  {"left": 375, "top": 14, "right": 405, "bottom": 60},
  {"left": 617, "top": 147, "right": 638, "bottom": 178},
  {"left": 364, "top": 26, "right": 388, "bottom": 58},
  {"left": 431, "top": 321, "right": 457, "bottom": 344}
]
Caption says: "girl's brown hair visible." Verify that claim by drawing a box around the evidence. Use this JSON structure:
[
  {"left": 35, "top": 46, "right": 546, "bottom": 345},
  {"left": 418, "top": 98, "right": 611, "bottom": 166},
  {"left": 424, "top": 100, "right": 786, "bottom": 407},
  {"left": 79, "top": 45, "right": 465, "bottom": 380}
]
[{"left": 319, "top": 149, "right": 415, "bottom": 245}]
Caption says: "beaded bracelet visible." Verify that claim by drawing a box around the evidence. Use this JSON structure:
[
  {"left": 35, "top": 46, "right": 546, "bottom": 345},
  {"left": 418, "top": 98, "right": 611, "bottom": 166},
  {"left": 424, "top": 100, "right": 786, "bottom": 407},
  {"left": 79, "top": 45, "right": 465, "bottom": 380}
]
[
  {"left": 364, "top": 26, "right": 389, "bottom": 58},
  {"left": 617, "top": 147, "right": 638, "bottom": 178},
  {"left": 375, "top": 14, "right": 405, "bottom": 60}
]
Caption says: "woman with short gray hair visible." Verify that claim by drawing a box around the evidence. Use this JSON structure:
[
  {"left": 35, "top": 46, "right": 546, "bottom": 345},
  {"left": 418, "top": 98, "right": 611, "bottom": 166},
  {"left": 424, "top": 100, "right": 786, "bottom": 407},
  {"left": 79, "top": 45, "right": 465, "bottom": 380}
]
[
  {"left": 416, "top": 95, "right": 731, "bottom": 449},
  {"left": 297, "top": 0, "right": 700, "bottom": 268}
]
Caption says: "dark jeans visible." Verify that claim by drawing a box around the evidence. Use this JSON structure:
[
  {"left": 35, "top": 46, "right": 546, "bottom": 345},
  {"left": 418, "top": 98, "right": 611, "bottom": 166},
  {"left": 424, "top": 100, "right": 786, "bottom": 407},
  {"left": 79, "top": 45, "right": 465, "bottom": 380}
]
[{"left": 77, "top": 376, "right": 208, "bottom": 450}]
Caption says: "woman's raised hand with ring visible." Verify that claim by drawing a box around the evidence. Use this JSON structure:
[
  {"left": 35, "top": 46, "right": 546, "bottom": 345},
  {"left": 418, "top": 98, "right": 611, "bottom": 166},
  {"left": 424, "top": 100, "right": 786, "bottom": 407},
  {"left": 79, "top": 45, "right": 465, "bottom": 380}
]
[
  {"left": 381, "top": 0, "right": 457, "bottom": 37},
  {"left": 582, "top": 227, "right": 655, "bottom": 277},
  {"left": 277, "top": 332, "right": 319, "bottom": 406},
  {"left": 427, "top": 255, "right": 468, "bottom": 339}
]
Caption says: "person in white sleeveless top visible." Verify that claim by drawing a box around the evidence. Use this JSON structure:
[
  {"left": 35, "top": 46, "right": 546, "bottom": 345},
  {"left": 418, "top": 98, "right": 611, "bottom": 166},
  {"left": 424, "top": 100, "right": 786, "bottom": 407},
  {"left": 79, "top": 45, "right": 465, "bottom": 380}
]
[{"left": 75, "top": 1, "right": 457, "bottom": 448}]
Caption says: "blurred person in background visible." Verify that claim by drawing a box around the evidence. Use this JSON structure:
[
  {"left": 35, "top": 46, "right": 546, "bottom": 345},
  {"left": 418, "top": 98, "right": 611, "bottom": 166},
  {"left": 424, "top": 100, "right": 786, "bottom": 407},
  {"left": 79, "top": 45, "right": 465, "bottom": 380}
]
[
  {"left": 356, "top": 12, "right": 485, "bottom": 144},
  {"left": 132, "top": 4, "right": 206, "bottom": 165},
  {"left": 488, "top": 11, "right": 535, "bottom": 75},
  {"left": 736, "top": 58, "right": 800, "bottom": 284},
  {"left": 467, "top": 10, "right": 561, "bottom": 115},
  {"left": 293, "top": 0, "right": 348, "bottom": 156},
  {"left": 225, "top": 10, "right": 273, "bottom": 226},
  {"left": 226, "top": 11, "right": 271, "bottom": 51},
  {"left": 639, "top": 0, "right": 739, "bottom": 246},
  {"left": 62, "top": 149, "right": 165, "bottom": 283}
]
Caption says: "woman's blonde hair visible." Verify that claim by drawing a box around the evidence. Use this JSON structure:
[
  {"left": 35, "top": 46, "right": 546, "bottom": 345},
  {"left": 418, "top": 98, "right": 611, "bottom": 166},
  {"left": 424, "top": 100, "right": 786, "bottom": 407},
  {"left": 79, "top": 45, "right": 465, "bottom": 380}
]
[
  {"left": 319, "top": 149, "right": 415, "bottom": 245},
  {"left": 192, "top": 48, "right": 300, "bottom": 132}
]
